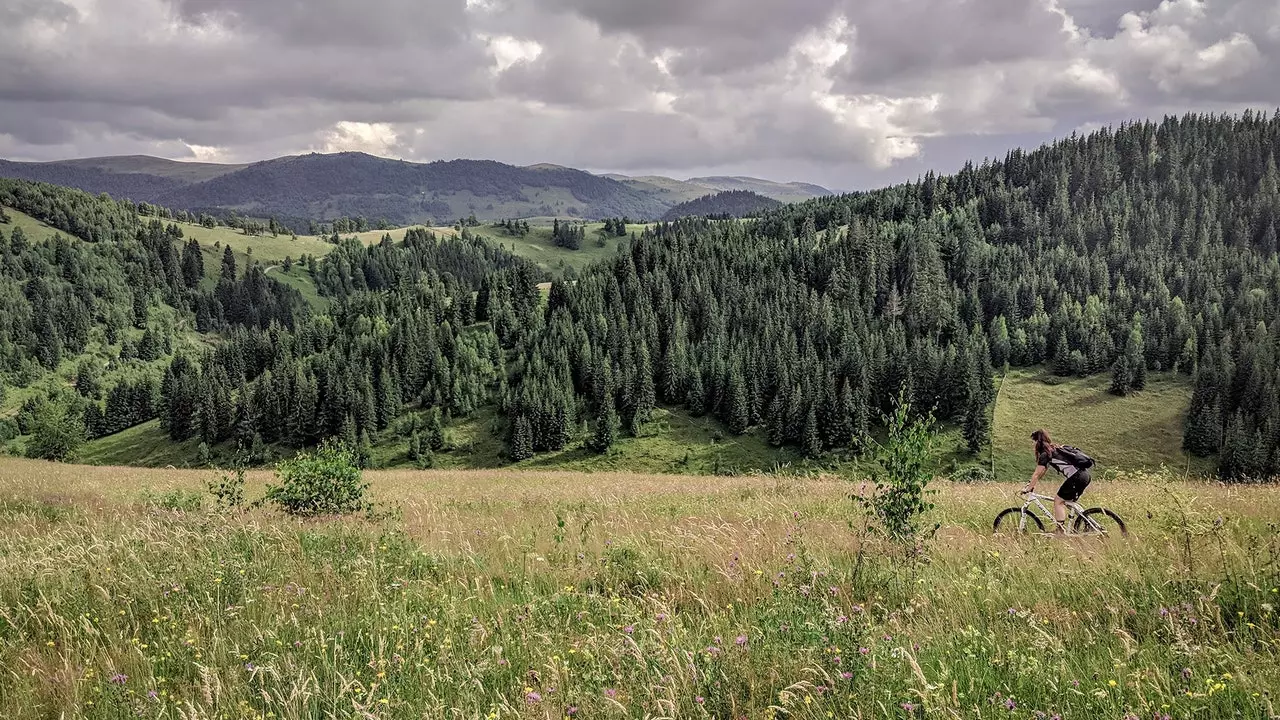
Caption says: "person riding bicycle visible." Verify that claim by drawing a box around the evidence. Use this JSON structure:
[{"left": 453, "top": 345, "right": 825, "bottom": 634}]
[{"left": 1023, "top": 429, "right": 1093, "bottom": 532}]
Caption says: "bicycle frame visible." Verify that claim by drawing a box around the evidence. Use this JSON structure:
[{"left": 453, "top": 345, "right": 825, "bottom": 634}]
[{"left": 1013, "top": 491, "right": 1105, "bottom": 534}]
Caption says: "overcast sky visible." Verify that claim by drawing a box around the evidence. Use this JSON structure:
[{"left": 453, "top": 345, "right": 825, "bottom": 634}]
[{"left": 1, "top": 0, "right": 1277, "bottom": 191}]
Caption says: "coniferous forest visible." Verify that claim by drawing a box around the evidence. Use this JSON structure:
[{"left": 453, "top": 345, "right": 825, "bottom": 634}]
[{"left": 2, "top": 112, "right": 1280, "bottom": 479}]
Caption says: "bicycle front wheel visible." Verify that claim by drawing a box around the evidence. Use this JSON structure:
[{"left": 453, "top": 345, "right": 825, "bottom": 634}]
[
  {"left": 993, "top": 508, "right": 1044, "bottom": 534},
  {"left": 1072, "top": 508, "right": 1127, "bottom": 537}
]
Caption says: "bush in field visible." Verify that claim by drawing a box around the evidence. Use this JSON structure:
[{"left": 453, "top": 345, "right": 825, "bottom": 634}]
[
  {"left": 265, "top": 441, "right": 369, "bottom": 516},
  {"left": 861, "top": 391, "right": 938, "bottom": 543},
  {"left": 205, "top": 467, "right": 246, "bottom": 509}
]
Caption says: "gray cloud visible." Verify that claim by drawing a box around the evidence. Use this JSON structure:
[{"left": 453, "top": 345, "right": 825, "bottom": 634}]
[{"left": 0, "top": 0, "right": 1277, "bottom": 188}]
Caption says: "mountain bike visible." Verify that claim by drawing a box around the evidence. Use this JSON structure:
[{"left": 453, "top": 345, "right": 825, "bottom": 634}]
[{"left": 992, "top": 490, "right": 1127, "bottom": 537}]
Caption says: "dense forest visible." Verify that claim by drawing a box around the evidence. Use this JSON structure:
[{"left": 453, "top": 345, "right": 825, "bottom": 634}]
[
  {"left": 661, "top": 190, "right": 783, "bottom": 220},
  {"left": 2, "top": 112, "right": 1279, "bottom": 479}
]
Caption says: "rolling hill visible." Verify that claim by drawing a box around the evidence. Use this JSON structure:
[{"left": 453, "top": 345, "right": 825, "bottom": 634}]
[
  {"left": 661, "top": 189, "right": 783, "bottom": 220},
  {"left": 0, "top": 153, "right": 831, "bottom": 226}
]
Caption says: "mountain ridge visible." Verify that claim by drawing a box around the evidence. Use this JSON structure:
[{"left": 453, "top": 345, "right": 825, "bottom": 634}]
[{"left": 0, "top": 152, "right": 831, "bottom": 225}]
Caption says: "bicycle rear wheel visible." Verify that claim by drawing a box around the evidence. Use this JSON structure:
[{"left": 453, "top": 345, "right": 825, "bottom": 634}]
[
  {"left": 1072, "top": 508, "right": 1127, "bottom": 537},
  {"left": 993, "top": 508, "right": 1044, "bottom": 534}
]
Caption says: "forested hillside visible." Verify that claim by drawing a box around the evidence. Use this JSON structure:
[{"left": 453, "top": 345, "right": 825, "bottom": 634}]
[
  {"left": 661, "top": 190, "right": 782, "bottom": 220},
  {"left": 2, "top": 112, "right": 1279, "bottom": 479}
]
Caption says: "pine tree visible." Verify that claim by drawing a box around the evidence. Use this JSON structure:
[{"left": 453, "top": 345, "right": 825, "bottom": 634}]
[
  {"left": 802, "top": 405, "right": 822, "bottom": 458},
  {"left": 686, "top": 367, "right": 706, "bottom": 416},
  {"left": 510, "top": 415, "right": 534, "bottom": 461},
  {"left": 589, "top": 399, "right": 619, "bottom": 453},
  {"left": 725, "top": 367, "right": 749, "bottom": 435}
]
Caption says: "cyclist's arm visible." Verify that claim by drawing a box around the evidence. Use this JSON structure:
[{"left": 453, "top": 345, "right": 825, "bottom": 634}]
[{"left": 1024, "top": 464, "right": 1046, "bottom": 493}]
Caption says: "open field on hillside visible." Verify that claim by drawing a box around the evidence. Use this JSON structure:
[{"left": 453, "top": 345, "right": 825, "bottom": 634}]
[
  {"left": 992, "top": 370, "right": 1212, "bottom": 481},
  {"left": 0, "top": 205, "right": 72, "bottom": 244},
  {"left": 0, "top": 458, "right": 1275, "bottom": 719},
  {"left": 431, "top": 222, "right": 645, "bottom": 275}
]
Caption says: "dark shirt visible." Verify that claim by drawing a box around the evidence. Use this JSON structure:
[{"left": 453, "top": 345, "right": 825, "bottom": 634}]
[{"left": 1037, "top": 448, "right": 1080, "bottom": 479}]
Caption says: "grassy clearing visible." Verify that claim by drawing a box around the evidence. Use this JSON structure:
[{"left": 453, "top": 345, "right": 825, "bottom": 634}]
[
  {"left": 433, "top": 222, "right": 647, "bottom": 275},
  {"left": 0, "top": 458, "right": 1275, "bottom": 719},
  {"left": 992, "top": 370, "right": 1211, "bottom": 482},
  {"left": 0, "top": 205, "right": 70, "bottom": 244}
]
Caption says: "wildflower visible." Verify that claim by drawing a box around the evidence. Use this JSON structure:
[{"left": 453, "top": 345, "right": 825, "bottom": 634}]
[
  {"left": 901, "top": 702, "right": 915, "bottom": 712},
  {"left": 1008, "top": 608, "right": 1017, "bottom": 616},
  {"left": 1108, "top": 680, "right": 1117, "bottom": 688},
  {"left": 604, "top": 688, "right": 618, "bottom": 699},
  {"left": 859, "top": 647, "right": 869, "bottom": 655},
  {"left": 837, "top": 615, "right": 848, "bottom": 624},
  {"left": 109, "top": 673, "right": 128, "bottom": 685},
  {"left": 656, "top": 613, "right": 668, "bottom": 622},
  {"left": 245, "top": 663, "right": 256, "bottom": 672},
  {"left": 1181, "top": 668, "right": 1193, "bottom": 680},
  {"left": 1005, "top": 698, "right": 1017, "bottom": 711},
  {"left": 526, "top": 691, "right": 542, "bottom": 703},
  {"left": 566, "top": 707, "right": 578, "bottom": 717},
  {"left": 624, "top": 625, "right": 635, "bottom": 635},
  {"left": 735, "top": 635, "right": 747, "bottom": 647},
  {"left": 1159, "top": 607, "right": 1170, "bottom": 618},
  {"left": 696, "top": 696, "right": 705, "bottom": 705},
  {"left": 841, "top": 672, "right": 853, "bottom": 680},
  {"left": 147, "top": 690, "right": 159, "bottom": 701},
  {"left": 829, "top": 586, "right": 839, "bottom": 596}
]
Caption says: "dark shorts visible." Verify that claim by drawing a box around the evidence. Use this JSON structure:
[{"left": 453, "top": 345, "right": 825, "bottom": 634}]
[{"left": 1057, "top": 468, "right": 1091, "bottom": 502}]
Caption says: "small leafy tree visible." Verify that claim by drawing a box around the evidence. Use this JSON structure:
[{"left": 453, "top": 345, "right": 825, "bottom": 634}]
[
  {"left": 205, "top": 467, "right": 246, "bottom": 510},
  {"left": 25, "top": 401, "right": 86, "bottom": 462},
  {"left": 264, "top": 441, "right": 369, "bottom": 516},
  {"left": 861, "top": 392, "right": 938, "bottom": 543}
]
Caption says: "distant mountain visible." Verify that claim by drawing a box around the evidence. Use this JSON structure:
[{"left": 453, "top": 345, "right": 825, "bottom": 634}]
[
  {"left": 661, "top": 190, "right": 783, "bottom": 221},
  {"left": 0, "top": 152, "right": 830, "bottom": 225},
  {"left": 686, "top": 176, "right": 832, "bottom": 204}
]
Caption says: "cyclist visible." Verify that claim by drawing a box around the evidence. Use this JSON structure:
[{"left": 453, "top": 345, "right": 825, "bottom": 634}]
[{"left": 1023, "top": 429, "right": 1092, "bottom": 532}]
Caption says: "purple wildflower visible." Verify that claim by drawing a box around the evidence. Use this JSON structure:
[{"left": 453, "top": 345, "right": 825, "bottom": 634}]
[
  {"left": 293, "top": 641, "right": 302, "bottom": 648},
  {"left": 245, "top": 662, "right": 256, "bottom": 672},
  {"left": 624, "top": 625, "right": 635, "bottom": 635},
  {"left": 566, "top": 707, "right": 578, "bottom": 717},
  {"left": 1008, "top": 607, "right": 1017, "bottom": 616},
  {"left": 147, "top": 690, "right": 159, "bottom": 701},
  {"left": 829, "top": 586, "right": 839, "bottom": 596},
  {"left": 1071, "top": 679, "right": 1079, "bottom": 688},
  {"left": 1181, "top": 667, "right": 1193, "bottom": 680},
  {"left": 841, "top": 671, "right": 853, "bottom": 680},
  {"left": 837, "top": 615, "right": 848, "bottom": 624},
  {"left": 525, "top": 691, "right": 542, "bottom": 703},
  {"left": 901, "top": 702, "right": 916, "bottom": 712},
  {"left": 109, "top": 673, "right": 127, "bottom": 685},
  {"left": 1005, "top": 698, "right": 1017, "bottom": 711},
  {"left": 604, "top": 688, "right": 618, "bottom": 699},
  {"left": 656, "top": 613, "right": 668, "bottom": 622},
  {"left": 696, "top": 696, "right": 705, "bottom": 704},
  {"left": 735, "top": 635, "right": 747, "bottom": 647},
  {"left": 851, "top": 604, "right": 864, "bottom": 613},
  {"left": 859, "top": 647, "right": 869, "bottom": 655}
]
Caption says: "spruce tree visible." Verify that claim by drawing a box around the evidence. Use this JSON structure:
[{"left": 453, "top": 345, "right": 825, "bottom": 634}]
[{"left": 510, "top": 415, "right": 534, "bottom": 461}]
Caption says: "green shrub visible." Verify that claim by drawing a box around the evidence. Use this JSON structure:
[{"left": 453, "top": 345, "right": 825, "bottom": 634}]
[
  {"left": 205, "top": 468, "right": 246, "bottom": 509},
  {"left": 265, "top": 441, "right": 369, "bottom": 516},
  {"left": 140, "top": 488, "right": 204, "bottom": 512}
]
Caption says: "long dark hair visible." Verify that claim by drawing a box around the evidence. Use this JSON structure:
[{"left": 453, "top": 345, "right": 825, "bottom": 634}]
[{"left": 1031, "top": 429, "right": 1055, "bottom": 457}]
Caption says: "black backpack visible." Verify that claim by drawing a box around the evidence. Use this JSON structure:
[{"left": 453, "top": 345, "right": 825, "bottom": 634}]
[{"left": 1056, "top": 445, "right": 1095, "bottom": 470}]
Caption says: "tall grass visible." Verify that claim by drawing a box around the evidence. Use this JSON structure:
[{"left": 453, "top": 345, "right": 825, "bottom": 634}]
[{"left": 0, "top": 459, "right": 1276, "bottom": 718}]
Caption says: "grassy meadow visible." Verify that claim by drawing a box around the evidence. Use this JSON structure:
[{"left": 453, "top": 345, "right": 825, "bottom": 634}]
[
  {"left": 1, "top": 205, "right": 75, "bottom": 245},
  {"left": 0, "top": 458, "right": 1276, "bottom": 719}
]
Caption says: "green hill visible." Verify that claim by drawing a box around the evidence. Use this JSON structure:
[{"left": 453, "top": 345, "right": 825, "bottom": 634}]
[{"left": 0, "top": 153, "right": 830, "bottom": 227}]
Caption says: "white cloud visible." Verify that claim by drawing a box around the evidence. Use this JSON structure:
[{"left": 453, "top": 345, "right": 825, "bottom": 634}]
[
  {"left": 486, "top": 35, "right": 544, "bottom": 74},
  {"left": 320, "top": 122, "right": 399, "bottom": 156}
]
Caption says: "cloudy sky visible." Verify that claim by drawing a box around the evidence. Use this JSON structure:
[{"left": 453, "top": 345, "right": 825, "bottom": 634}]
[{"left": 1, "top": 0, "right": 1277, "bottom": 190}]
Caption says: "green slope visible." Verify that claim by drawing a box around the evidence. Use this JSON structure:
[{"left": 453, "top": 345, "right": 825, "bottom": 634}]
[
  {"left": 991, "top": 369, "right": 1211, "bottom": 481},
  {"left": 0, "top": 205, "right": 71, "bottom": 244}
]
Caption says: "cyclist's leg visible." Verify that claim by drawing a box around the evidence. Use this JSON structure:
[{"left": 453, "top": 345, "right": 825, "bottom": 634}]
[{"left": 1056, "top": 470, "right": 1091, "bottom": 527}]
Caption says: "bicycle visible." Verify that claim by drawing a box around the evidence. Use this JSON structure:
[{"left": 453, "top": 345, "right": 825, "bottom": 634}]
[{"left": 992, "top": 490, "right": 1127, "bottom": 537}]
